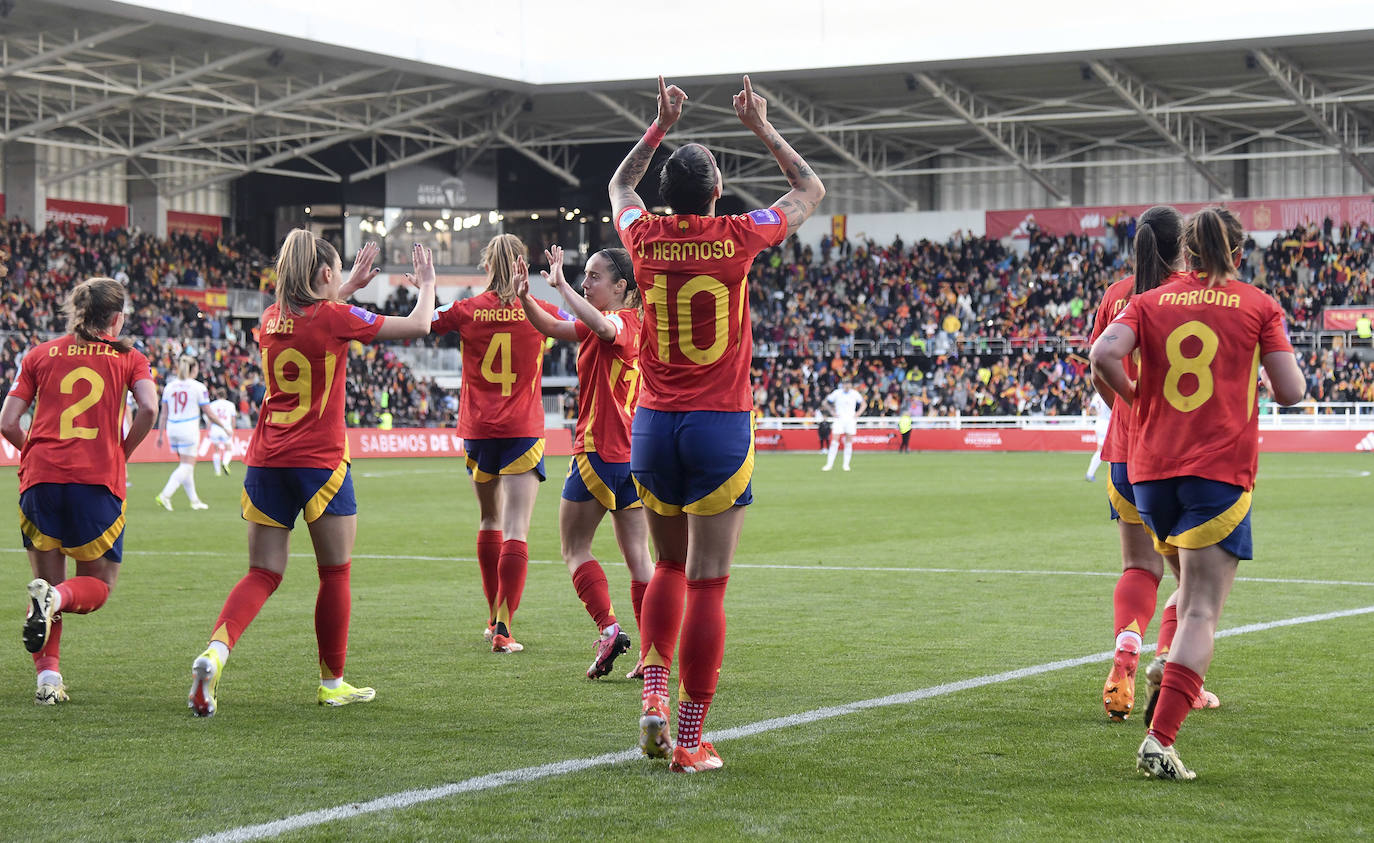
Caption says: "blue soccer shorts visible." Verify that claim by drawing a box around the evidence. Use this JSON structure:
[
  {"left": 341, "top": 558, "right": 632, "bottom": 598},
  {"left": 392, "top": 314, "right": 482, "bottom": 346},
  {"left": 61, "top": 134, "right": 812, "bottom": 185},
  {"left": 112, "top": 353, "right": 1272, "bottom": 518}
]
[
  {"left": 563, "top": 451, "right": 642, "bottom": 511},
  {"left": 630, "top": 408, "right": 754, "bottom": 517},
  {"left": 20, "top": 483, "right": 127, "bottom": 563},
  {"left": 464, "top": 437, "right": 546, "bottom": 483},
  {"left": 1133, "top": 476, "right": 1253, "bottom": 561},
  {"left": 242, "top": 462, "right": 357, "bottom": 529}
]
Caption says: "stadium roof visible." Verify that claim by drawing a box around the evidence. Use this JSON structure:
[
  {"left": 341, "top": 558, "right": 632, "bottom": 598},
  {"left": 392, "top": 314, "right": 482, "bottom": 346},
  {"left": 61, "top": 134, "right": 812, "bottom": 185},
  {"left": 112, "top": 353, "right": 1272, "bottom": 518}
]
[{"left": 5, "top": 0, "right": 1374, "bottom": 211}]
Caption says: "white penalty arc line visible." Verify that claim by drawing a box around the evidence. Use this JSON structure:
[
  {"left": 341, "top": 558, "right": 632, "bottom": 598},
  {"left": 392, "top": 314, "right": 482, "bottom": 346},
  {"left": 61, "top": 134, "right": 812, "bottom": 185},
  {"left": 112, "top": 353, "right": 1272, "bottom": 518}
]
[
  {"left": 192, "top": 603, "right": 1374, "bottom": 843},
  {"left": 5, "top": 547, "right": 1370, "bottom": 588}
]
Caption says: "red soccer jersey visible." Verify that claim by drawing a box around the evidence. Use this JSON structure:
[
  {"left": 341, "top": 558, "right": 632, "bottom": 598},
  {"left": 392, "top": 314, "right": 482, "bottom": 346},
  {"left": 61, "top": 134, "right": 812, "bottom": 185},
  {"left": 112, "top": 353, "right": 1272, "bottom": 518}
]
[
  {"left": 617, "top": 207, "right": 786, "bottom": 412},
  {"left": 7, "top": 335, "right": 153, "bottom": 497},
  {"left": 1090, "top": 276, "right": 1139, "bottom": 463},
  {"left": 246, "top": 301, "right": 385, "bottom": 469},
  {"left": 1116, "top": 273, "right": 1293, "bottom": 490},
  {"left": 573, "top": 308, "right": 642, "bottom": 461},
  {"left": 433, "top": 290, "right": 561, "bottom": 439}
]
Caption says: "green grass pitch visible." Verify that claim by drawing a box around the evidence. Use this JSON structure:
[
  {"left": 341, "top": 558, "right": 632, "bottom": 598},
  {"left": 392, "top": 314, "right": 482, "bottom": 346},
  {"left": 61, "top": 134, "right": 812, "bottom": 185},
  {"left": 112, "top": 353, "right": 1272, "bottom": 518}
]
[{"left": 1, "top": 451, "right": 1371, "bottom": 841}]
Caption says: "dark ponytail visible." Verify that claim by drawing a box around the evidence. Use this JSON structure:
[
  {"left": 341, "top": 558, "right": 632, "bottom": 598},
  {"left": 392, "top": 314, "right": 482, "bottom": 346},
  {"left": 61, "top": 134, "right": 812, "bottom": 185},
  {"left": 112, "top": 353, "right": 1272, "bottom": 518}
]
[
  {"left": 66, "top": 277, "right": 133, "bottom": 352},
  {"left": 596, "top": 247, "right": 641, "bottom": 309},
  {"left": 1132, "top": 205, "right": 1184, "bottom": 295},
  {"left": 1185, "top": 207, "right": 1244, "bottom": 288}
]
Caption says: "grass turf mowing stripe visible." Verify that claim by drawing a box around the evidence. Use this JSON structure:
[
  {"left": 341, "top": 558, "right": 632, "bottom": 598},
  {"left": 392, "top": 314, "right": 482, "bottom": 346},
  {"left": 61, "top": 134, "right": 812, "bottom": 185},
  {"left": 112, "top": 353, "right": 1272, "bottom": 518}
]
[{"left": 189, "top": 603, "right": 1374, "bottom": 843}]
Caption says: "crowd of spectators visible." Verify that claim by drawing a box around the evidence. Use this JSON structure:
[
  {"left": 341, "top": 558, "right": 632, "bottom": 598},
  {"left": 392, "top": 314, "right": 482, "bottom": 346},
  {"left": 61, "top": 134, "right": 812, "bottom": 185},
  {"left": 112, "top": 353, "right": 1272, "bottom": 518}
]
[{"left": 0, "top": 215, "right": 1370, "bottom": 433}]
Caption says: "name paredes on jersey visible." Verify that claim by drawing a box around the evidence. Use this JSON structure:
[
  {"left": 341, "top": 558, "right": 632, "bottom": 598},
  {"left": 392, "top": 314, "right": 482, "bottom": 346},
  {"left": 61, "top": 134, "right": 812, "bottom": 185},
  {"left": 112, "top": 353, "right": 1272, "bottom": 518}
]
[
  {"left": 637, "top": 239, "right": 738, "bottom": 262},
  {"left": 473, "top": 306, "right": 529, "bottom": 322},
  {"left": 1159, "top": 288, "right": 1241, "bottom": 309}
]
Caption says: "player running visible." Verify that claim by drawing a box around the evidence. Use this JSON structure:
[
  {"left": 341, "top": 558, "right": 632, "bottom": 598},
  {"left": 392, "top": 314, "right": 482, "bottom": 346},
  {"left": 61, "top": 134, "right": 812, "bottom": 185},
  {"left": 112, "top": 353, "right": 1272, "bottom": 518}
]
[
  {"left": 154, "top": 355, "right": 229, "bottom": 511},
  {"left": 432, "top": 234, "right": 563, "bottom": 654},
  {"left": 207, "top": 387, "right": 239, "bottom": 476},
  {"left": 1091, "top": 206, "right": 1220, "bottom": 722},
  {"left": 517, "top": 244, "right": 651, "bottom": 679},
  {"left": 821, "top": 378, "right": 865, "bottom": 472},
  {"left": 2, "top": 277, "right": 158, "bottom": 704},
  {"left": 1084, "top": 392, "right": 1110, "bottom": 482},
  {"left": 1091, "top": 207, "right": 1305, "bottom": 779},
  {"left": 187, "top": 237, "right": 434, "bottom": 716},
  {"left": 610, "top": 74, "right": 824, "bottom": 772}
]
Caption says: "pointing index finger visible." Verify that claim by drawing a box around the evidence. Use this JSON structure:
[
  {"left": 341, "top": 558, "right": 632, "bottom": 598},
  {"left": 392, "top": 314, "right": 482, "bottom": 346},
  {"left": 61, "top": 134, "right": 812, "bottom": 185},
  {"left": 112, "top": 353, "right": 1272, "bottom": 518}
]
[
  {"left": 743, "top": 74, "right": 753, "bottom": 103},
  {"left": 659, "top": 75, "right": 668, "bottom": 100}
]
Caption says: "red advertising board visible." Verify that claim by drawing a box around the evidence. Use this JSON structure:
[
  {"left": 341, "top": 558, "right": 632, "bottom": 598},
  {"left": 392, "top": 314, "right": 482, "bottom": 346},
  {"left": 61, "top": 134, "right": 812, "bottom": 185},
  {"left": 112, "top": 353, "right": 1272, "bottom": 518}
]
[
  {"left": 1322, "top": 306, "right": 1374, "bottom": 331},
  {"left": 168, "top": 210, "right": 223, "bottom": 239},
  {"left": 987, "top": 195, "right": 1374, "bottom": 240},
  {"left": 45, "top": 198, "right": 129, "bottom": 231}
]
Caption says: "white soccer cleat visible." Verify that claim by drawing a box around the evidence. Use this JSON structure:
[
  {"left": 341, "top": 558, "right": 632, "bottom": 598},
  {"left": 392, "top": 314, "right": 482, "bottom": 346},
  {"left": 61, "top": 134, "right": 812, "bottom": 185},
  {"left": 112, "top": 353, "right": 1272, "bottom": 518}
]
[
  {"left": 155, "top": 494, "right": 174, "bottom": 512},
  {"left": 190, "top": 501, "right": 210, "bottom": 511},
  {"left": 1137, "top": 734, "right": 1196, "bottom": 781}
]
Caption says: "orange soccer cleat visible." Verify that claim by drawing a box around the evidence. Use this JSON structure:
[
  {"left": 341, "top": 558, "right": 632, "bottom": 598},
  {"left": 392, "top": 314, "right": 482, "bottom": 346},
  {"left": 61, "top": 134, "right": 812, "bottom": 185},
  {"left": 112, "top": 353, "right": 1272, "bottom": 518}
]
[{"left": 669, "top": 741, "right": 723, "bottom": 773}]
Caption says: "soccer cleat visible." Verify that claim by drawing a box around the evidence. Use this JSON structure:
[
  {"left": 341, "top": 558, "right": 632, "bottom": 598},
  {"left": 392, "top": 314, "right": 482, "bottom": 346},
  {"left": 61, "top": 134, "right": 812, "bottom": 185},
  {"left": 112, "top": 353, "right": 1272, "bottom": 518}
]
[
  {"left": 821, "top": 465, "right": 833, "bottom": 472},
  {"left": 35, "top": 682, "right": 69, "bottom": 705},
  {"left": 843, "top": 465, "right": 851, "bottom": 471},
  {"left": 669, "top": 741, "right": 724, "bottom": 773},
  {"left": 483, "top": 623, "right": 495, "bottom": 643},
  {"left": 22, "top": 579, "right": 58, "bottom": 654},
  {"left": 188, "top": 648, "right": 223, "bottom": 717},
  {"left": 317, "top": 681, "right": 377, "bottom": 707},
  {"left": 1142, "top": 656, "right": 1167, "bottom": 726},
  {"left": 155, "top": 494, "right": 174, "bottom": 511},
  {"left": 639, "top": 693, "right": 673, "bottom": 759},
  {"left": 1137, "top": 734, "right": 1196, "bottom": 781},
  {"left": 1103, "top": 646, "right": 1139, "bottom": 721},
  {"left": 1192, "top": 687, "right": 1221, "bottom": 710},
  {"left": 491, "top": 633, "right": 524, "bottom": 653},
  {"left": 222, "top": 462, "right": 232, "bottom": 477},
  {"left": 190, "top": 501, "right": 210, "bottom": 511},
  {"left": 626, "top": 657, "right": 646, "bottom": 680},
  {"left": 587, "top": 623, "right": 631, "bottom": 679}
]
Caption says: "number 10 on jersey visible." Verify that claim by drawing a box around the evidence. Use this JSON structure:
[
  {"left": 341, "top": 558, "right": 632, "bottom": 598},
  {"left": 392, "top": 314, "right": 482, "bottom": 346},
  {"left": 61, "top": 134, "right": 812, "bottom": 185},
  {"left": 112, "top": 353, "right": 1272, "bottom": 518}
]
[{"left": 645, "top": 274, "right": 733, "bottom": 366}]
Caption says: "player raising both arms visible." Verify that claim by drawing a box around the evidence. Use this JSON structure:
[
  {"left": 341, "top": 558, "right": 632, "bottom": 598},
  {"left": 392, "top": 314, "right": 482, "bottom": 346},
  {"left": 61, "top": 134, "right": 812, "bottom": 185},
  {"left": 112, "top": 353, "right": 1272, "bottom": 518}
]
[
  {"left": 2, "top": 278, "right": 158, "bottom": 704},
  {"left": 1091, "top": 208, "right": 1305, "bottom": 779},
  {"left": 187, "top": 237, "right": 434, "bottom": 716},
  {"left": 517, "top": 244, "right": 651, "bottom": 679},
  {"left": 154, "top": 356, "right": 230, "bottom": 511},
  {"left": 611, "top": 75, "right": 824, "bottom": 772},
  {"left": 432, "top": 234, "right": 563, "bottom": 654},
  {"left": 207, "top": 387, "right": 239, "bottom": 476},
  {"left": 1091, "top": 206, "right": 1220, "bottom": 723}
]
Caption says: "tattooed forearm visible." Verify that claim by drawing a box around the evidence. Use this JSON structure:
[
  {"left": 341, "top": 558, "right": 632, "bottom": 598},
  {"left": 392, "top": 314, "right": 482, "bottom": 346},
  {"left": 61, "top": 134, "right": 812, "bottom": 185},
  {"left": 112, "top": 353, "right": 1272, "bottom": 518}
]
[{"left": 611, "top": 140, "right": 656, "bottom": 192}]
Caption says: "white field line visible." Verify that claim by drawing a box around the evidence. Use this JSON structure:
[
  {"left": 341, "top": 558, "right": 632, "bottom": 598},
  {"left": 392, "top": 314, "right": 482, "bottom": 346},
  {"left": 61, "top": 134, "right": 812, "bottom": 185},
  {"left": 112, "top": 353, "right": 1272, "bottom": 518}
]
[
  {"left": 192, "top": 603, "right": 1374, "bottom": 843},
  {"left": 5, "top": 547, "right": 1370, "bottom": 588}
]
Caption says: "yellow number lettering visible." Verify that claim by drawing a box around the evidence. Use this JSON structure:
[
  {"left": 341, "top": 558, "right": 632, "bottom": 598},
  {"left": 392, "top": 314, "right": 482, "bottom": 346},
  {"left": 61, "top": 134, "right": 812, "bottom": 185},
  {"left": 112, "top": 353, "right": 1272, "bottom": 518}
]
[
  {"left": 269, "top": 347, "right": 312, "bottom": 425},
  {"left": 608, "top": 359, "right": 641, "bottom": 414},
  {"left": 59, "top": 366, "right": 105, "bottom": 440},
  {"left": 646, "top": 275, "right": 671, "bottom": 362},
  {"left": 318, "top": 352, "right": 338, "bottom": 418},
  {"left": 676, "top": 275, "right": 729, "bottom": 365},
  {"left": 481, "top": 332, "right": 517, "bottom": 397},
  {"left": 1163, "top": 321, "right": 1219, "bottom": 413}
]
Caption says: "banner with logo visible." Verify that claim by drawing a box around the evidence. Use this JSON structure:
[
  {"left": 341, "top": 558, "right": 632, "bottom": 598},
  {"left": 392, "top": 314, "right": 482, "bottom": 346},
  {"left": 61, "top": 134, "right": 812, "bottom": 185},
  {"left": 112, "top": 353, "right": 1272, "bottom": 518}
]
[
  {"left": 986, "top": 194, "right": 1374, "bottom": 240},
  {"left": 1323, "top": 306, "right": 1374, "bottom": 332},
  {"left": 385, "top": 160, "right": 498, "bottom": 209},
  {"left": 168, "top": 210, "right": 223, "bottom": 239},
  {"left": 45, "top": 198, "right": 129, "bottom": 231}
]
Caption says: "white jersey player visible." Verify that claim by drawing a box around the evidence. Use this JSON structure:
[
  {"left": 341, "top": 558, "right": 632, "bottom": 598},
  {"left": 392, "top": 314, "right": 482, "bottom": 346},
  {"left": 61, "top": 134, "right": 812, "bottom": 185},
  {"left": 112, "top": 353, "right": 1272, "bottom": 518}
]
[
  {"left": 154, "top": 356, "right": 228, "bottom": 511},
  {"left": 1085, "top": 392, "right": 1111, "bottom": 482},
  {"left": 822, "top": 379, "right": 866, "bottom": 472},
  {"left": 206, "top": 389, "right": 238, "bottom": 476}
]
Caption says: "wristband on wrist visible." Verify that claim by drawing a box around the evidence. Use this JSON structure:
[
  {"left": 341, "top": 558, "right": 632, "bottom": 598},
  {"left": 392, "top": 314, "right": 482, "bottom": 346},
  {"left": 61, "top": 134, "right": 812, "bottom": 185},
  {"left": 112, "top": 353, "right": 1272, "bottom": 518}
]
[{"left": 643, "top": 122, "right": 667, "bottom": 148}]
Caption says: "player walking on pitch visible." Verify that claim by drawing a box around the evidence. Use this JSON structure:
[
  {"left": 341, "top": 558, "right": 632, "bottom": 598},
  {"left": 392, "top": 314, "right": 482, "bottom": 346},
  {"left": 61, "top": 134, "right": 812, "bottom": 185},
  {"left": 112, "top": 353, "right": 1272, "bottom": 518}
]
[
  {"left": 3, "top": 278, "right": 158, "bottom": 704},
  {"left": 1091, "top": 208, "right": 1305, "bottom": 779},
  {"left": 154, "top": 356, "right": 230, "bottom": 510},
  {"left": 822, "top": 378, "right": 865, "bottom": 471},
  {"left": 518, "top": 244, "right": 652, "bottom": 679},
  {"left": 207, "top": 387, "right": 239, "bottom": 476},
  {"left": 431, "top": 234, "right": 565, "bottom": 654},
  {"left": 610, "top": 75, "right": 824, "bottom": 772},
  {"left": 187, "top": 237, "right": 433, "bottom": 716}
]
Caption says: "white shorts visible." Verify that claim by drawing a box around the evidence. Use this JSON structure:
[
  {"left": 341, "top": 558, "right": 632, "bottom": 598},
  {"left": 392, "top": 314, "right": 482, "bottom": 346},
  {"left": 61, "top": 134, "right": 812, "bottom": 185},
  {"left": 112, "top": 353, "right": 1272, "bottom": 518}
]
[
  {"left": 1094, "top": 418, "right": 1110, "bottom": 443},
  {"left": 167, "top": 422, "right": 200, "bottom": 456},
  {"left": 834, "top": 418, "right": 858, "bottom": 436},
  {"left": 209, "top": 427, "right": 232, "bottom": 445}
]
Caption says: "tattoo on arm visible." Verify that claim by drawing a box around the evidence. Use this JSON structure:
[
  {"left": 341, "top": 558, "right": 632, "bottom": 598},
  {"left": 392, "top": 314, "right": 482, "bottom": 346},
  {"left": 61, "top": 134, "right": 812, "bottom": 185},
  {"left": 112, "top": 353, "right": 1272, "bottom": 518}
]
[{"left": 611, "top": 140, "right": 656, "bottom": 193}]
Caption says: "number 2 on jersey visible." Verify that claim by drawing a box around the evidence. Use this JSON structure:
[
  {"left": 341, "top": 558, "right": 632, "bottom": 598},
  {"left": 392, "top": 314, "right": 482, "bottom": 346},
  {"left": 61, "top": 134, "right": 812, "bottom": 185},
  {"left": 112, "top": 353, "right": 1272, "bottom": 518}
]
[
  {"left": 481, "top": 332, "right": 517, "bottom": 396},
  {"left": 59, "top": 366, "right": 106, "bottom": 440},
  {"left": 1163, "top": 320, "right": 1218, "bottom": 412}
]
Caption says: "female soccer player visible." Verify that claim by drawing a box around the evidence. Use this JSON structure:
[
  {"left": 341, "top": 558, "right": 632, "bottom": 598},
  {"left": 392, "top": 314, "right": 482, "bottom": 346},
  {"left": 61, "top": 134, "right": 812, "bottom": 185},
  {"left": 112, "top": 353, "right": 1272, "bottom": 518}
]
[
  {"left": 517, "top": 244, "right": 651, "bottom": 679},
  {"left": 1090, "top": 208, "right": 1305, "bottom": 779},
  {"left": 3, "top": 277, "right": 158, "bottom": 704},
  {"left": 432, "top": 234, "right": 563, "bottom": 654},
  {"left": 154, "top": 355, "right": 230, "bottom": 511},
  {"left": 187, "top": 236, "right": 434, "bottom": 716},
  {"left": 207, "top": 387, "right": 239, "bottom": 476},
  {"left": 610, "top": 75, "right": 824, "bottom": 772}
]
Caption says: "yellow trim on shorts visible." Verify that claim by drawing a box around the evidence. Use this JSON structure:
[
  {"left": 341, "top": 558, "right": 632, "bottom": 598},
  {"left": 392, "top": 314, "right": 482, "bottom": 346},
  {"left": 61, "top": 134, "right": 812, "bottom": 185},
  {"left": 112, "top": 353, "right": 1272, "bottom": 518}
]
[
  {"left": 240, "top": 488, "right": 288, "bottom": 529},
  {"left": 1144, "top": 522, "right": 1178, "bottom": 557},
  {"left": 18, "top": 508, "right": 61, "bottom": 552},
  {"left": 576, "top": 453, "right": 618, "bottom": 511},
  {"left": 1168, "top": 490, "right": 1252, "bottom": 550},
  {"left": 502, "top": 439, "right": 545, "bottom": 476},
  {"left": 304, "top": 459, "right": 349, "bottom": 523},
  {"left": 1107, "top": 481, "right": 1143, "bottom": 526},
  {"left": 633, "top": 478, "right": 683, "bottom": 517},
  {"left": 683, "top": 438, "right": 756, "bottom": 516},
  {"left": 467, "top": 455, "right": 497, "bottom": 484},
  {"left": 62, "top": 500, "right": 128, "bottom": 562}
]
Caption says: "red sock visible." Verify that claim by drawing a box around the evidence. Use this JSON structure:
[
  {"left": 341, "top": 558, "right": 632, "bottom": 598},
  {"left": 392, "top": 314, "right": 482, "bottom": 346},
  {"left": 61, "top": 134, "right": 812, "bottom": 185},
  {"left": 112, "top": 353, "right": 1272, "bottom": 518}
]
[
  {"left": 572, "top": 559, "right": 615, "bottom": 630},
  {"left": 677, "top": 576, "right": 729, "bottom": 749},
  {"left": 33, "top": 615, "right": 62, "bottom": 675},
  {"left": 494, "top": 540, "right": 528, "bottom": 629},
  {"left": 477, "top": 530, "right": 503, "bottom": 622},
  {"left": 1148, "top": 662, "right": 1203, "bottom": 746},
  {"left": 1112, "top": 567, "right": 1160, "bottom": 643},
  {"left": 629, "top": 579, "right": 648, "bottom": 635},
  {"left": 639, "top": 560, "right": 686, "bottom": 669},
  {"left": 210, "top": 567, "right": 282, "bottom": 649},
  {"left": 316, "top": 563, "right": 351, "bottom": 680},
  {"left": 1157, "top": 603, "right": 1179, "bottom": 656},
  {"left": 55, "top": 576, "right": 110, "bottom": 614}
]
